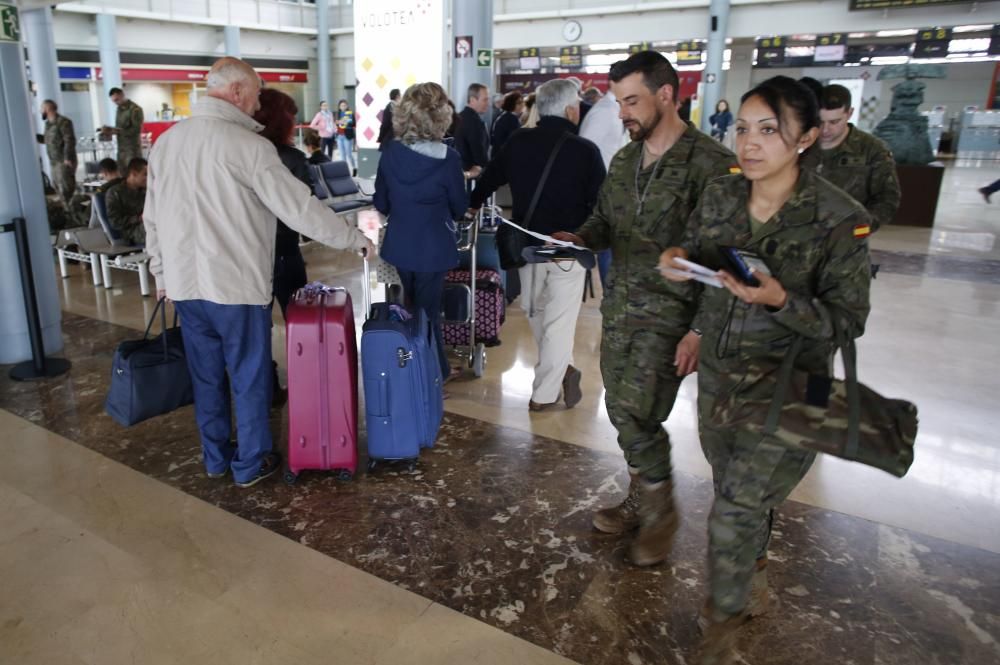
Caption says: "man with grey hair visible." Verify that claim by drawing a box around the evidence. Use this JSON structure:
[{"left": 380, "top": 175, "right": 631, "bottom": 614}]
[
  {"left": 470, "top": 78, "right": 606, "bottom": 411},
  {"left": 144, "top": 56, "right": 374, "bottom": 488}
]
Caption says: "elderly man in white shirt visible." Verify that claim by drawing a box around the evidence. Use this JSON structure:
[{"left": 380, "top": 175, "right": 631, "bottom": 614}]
[
  {"left": 579, "top": 87, "right": 628, "bottom": 290},
  {"left": 144, "top": 57, "right": 374, "bottom": 488}
]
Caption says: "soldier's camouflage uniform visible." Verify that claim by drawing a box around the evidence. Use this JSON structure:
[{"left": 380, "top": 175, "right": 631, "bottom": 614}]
[
  {"left": 576, "top": 124, "right": 737, "bottom": 482},
  {"left": 44, "top": 114, "right": 77, "bottom": 203},
  {"left": 116, "top": 100, "right": 145, "bottom": 173},
  {"left": 105, "top": 182, "right": 146, "bottom": 246},
  {"left": 800, "top": 124, "right": 900, "bottom": 232},
  {"left": 682, "top": 169, "right": 871, "bottom": 617}
]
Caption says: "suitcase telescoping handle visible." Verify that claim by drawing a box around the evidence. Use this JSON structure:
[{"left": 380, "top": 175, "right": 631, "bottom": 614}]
[{"left": 361, "top": 250, "right": 372, "bottom": 322}]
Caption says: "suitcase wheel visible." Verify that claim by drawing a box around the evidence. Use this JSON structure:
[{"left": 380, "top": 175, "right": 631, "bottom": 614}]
[
  {"left": 472, "top": 343, "right": 486, "bottom": 378},
  {"left": 283, "top": 470, "right": 298, "bottom": 485},
  {"left": 338, "top": 469, "right": 354, "bottom": 482}
]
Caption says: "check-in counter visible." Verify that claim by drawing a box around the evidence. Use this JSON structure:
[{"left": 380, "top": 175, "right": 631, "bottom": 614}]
[{"left": 956, "top": 111, "right": 1000, "bottom": 159}]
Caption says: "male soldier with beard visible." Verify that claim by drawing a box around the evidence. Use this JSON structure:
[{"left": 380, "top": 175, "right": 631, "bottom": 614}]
[{"left": 554, "top": 51, "right": 737, "bottom": 566}]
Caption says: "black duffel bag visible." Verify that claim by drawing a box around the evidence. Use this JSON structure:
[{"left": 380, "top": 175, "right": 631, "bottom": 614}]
[{"left": 105, "top": 297, "right": 194, "bottom": 426}]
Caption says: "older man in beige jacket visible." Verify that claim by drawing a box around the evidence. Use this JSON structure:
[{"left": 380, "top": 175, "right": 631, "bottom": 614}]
[{"left": 144, "top": 57, "right": 373, "bottom": 488}]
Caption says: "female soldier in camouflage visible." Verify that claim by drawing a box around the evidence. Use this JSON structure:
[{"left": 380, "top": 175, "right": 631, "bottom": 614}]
[{"left": 660, "top": 76, "right": 872, "bottom": 663}]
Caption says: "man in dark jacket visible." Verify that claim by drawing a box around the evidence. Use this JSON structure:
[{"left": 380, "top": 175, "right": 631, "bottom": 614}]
[
  {"left": 470, "top": 78, "right": 606, "bottom": 413},
  {"left": 377, "top": 88, "right": 400, "bottom": 150},
  {"left": 455, "top": 83, "right": 490, "bottom": 179}
]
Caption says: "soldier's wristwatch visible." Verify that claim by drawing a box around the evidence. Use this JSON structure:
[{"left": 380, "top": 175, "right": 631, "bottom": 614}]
[{"left": 691, "top": 328, "right": 703, "bottom": 337}]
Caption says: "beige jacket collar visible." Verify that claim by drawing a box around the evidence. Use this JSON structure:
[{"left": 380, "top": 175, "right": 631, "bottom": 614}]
[{"left": 192, "top": 96, "right": 264, "bottom": 133}]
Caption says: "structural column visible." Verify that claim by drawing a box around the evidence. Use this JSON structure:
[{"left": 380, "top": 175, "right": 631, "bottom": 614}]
[
  {"left": 723, "top": 42, "right": 754, "bottom": 111},
  {"left": 224, "top": 25, "right": 241, "bottom": 58},
  {"left": 0, "top": 5, "right": 65, "bottom": 363},
  {"left": 22, "top": 7, "right": 61, "bottom": 112},
  {"left": 96, "top": 13, "right": 122, "bottom": 126},
  {"left": 701, "top": 0, "right": 730, "bottom": 135},
  {"left": 315, "top": 0, "right": 331, "bottom": 107},
  {"left": 450, "top": 0, "right": 493, "bottom": 113}
]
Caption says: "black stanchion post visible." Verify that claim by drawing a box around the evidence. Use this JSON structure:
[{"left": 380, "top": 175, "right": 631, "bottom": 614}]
[{"left": 2, "top": 218, "right": 71, "bottom": 381}]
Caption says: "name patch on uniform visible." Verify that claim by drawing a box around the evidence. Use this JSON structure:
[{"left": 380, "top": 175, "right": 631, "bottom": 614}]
[{"left": 853, "top": 223, "right": 871, "bottom": 239}]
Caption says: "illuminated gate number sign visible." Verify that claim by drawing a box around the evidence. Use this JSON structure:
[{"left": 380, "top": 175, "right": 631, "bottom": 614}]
[
  {"left": 756, "top": 36, "right": 786, "bottom": 64},
  {"left": 913, "top": 27, "right": 951, "bottom": 59},
  {"left": 814, "top": 33, "right": 847, "bottom": 63}
]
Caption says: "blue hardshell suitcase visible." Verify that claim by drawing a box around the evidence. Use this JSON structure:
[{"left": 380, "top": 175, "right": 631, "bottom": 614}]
[{"left": 361, "top": 304, "right": 443, "bottom": 469}]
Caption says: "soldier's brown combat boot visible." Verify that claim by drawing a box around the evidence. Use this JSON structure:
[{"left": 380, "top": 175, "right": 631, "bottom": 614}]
[
  {"left": 592, "top": 467, "right": 641, "bottom": 534},
  {"left": 697, "top": 557, "right": 770, "bottom": 634},
  {"left": 697, "top": 607, "right": 748, "bottom": 665},
  {"left": 628, "top": 478, "right": 679, "bottom": 566}
]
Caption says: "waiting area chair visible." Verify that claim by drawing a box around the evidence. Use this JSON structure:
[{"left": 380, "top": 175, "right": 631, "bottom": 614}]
[
  {"left": 55, "top": 192, "right": 151, "bottom": 296},
  {"left": 311, "top": 161, "right": 372, "bottom": 214}
]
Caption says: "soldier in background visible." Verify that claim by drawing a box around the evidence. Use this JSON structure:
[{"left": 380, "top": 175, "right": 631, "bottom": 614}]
[
  {"left": 38, "top": 99, "right": 77, "bottom": 205},
  {"left": 553, "top": 51, "right": 737, "bottom": 568},
  {"left": 661, "top": 76, "right": 872, "bottom": 664},
  {"left": 802, "top": 84, "right": 901, "bottom": 233},
  {"left": 105, "top": 158, "right": 147, "bottom": 246},
  {"left": 104, "top": 87, "right": 145, "bottom": 173},
  {"left": 95, "top": 158, "right": 123, "bottom": 194}
]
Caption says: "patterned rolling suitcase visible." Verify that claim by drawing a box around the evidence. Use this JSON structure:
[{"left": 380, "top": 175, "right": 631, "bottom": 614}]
[
  {"left": 361, "top": 303, "right": 443, "bottom": 470},
  {"left": 284, "top": 284, "right": 358, "bottom": 484},
  {"left": 442, "top": 269, "right": 505, "bottom": 347}
]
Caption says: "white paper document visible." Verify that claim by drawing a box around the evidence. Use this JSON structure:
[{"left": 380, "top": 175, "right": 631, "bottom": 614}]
[
  {"left": 658, "top": 257, "right": 723, "bottom": 288},
  {"left": 660, "top": 268, "right": 723, "bottom": 288},
  {"left": 498, "top": 216, "right": 590, "bottom": 252}
]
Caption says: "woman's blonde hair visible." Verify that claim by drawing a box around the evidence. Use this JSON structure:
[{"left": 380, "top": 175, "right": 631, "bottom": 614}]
[{"left": 392, "top": 82, "right": 453, "bottom": 143}]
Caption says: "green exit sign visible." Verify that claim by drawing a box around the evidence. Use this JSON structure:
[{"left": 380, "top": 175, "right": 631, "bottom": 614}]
[{"left": 1, "top": 4, "right": 20, "bottom": 43}]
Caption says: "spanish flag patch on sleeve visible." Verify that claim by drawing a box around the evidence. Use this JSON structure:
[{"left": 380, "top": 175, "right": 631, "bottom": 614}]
[
  {"left": 728, "top": 166, "right": 742, "bottom": 174},
  {"left": 853, "top": 223, "right": 871, "bottom": 239}
]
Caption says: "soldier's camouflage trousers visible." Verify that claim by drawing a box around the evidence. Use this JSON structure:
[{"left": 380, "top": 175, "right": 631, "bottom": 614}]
[
  {"left": 600, "top": 324, "right": 684, "bottom": 483},
  {"left": 700, "top": 405, "right": 815, "bottom": 616},
  {"left": 51, "top": 163, "right": 76, "bottom": 204}
]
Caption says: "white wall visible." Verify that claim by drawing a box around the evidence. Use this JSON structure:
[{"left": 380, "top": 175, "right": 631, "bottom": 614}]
[
  {"left": 52, "top": 10, "right": 317, "bottom": 59},
  {"left": 125, "top": 82, "right": 174, "bottom": 121},
  {"left": 57, "top": 0, "right": 326, "bottom": 32}
]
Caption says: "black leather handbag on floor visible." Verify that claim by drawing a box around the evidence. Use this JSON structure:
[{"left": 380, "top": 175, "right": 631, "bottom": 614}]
[{"left": 105, "top": 297, "right": 194, "bottom": 427}]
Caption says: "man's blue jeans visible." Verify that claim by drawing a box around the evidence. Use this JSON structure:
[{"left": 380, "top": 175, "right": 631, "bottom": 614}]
[{"left": 175, "top": 300, "right": 273, "bottom": 483}]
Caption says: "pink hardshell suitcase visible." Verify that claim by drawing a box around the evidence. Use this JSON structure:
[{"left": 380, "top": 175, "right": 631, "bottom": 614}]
[{"left": 284, "top": 284, "right": 358, "bottom": 483}]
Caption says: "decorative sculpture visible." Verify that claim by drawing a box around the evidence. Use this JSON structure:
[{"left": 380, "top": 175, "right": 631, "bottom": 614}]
[{"left": 873, "top": 64, "right": 946, "bottom": 165}]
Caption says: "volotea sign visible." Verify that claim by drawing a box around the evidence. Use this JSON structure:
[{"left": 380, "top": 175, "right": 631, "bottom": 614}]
[{"left": 353, "top": 0, "right": 445, "bottom": 150}]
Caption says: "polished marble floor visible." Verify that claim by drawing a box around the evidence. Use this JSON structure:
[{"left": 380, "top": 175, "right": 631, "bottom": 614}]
[{"left": 3, "top": 160, "right": 1000, "bottom": 664}]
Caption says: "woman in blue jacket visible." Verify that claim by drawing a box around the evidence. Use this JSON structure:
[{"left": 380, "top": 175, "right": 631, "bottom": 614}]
[
  {"left": 710, "top": 99, "right": 733, "bottom": 141},
  {"left": 374, "top": 82, "right": 468, "bottom": 382}
]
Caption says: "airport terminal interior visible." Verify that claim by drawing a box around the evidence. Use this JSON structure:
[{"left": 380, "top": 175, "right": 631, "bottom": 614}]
[{"left": 2, "top": 0, "right": 1000, "bottom": 663}]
